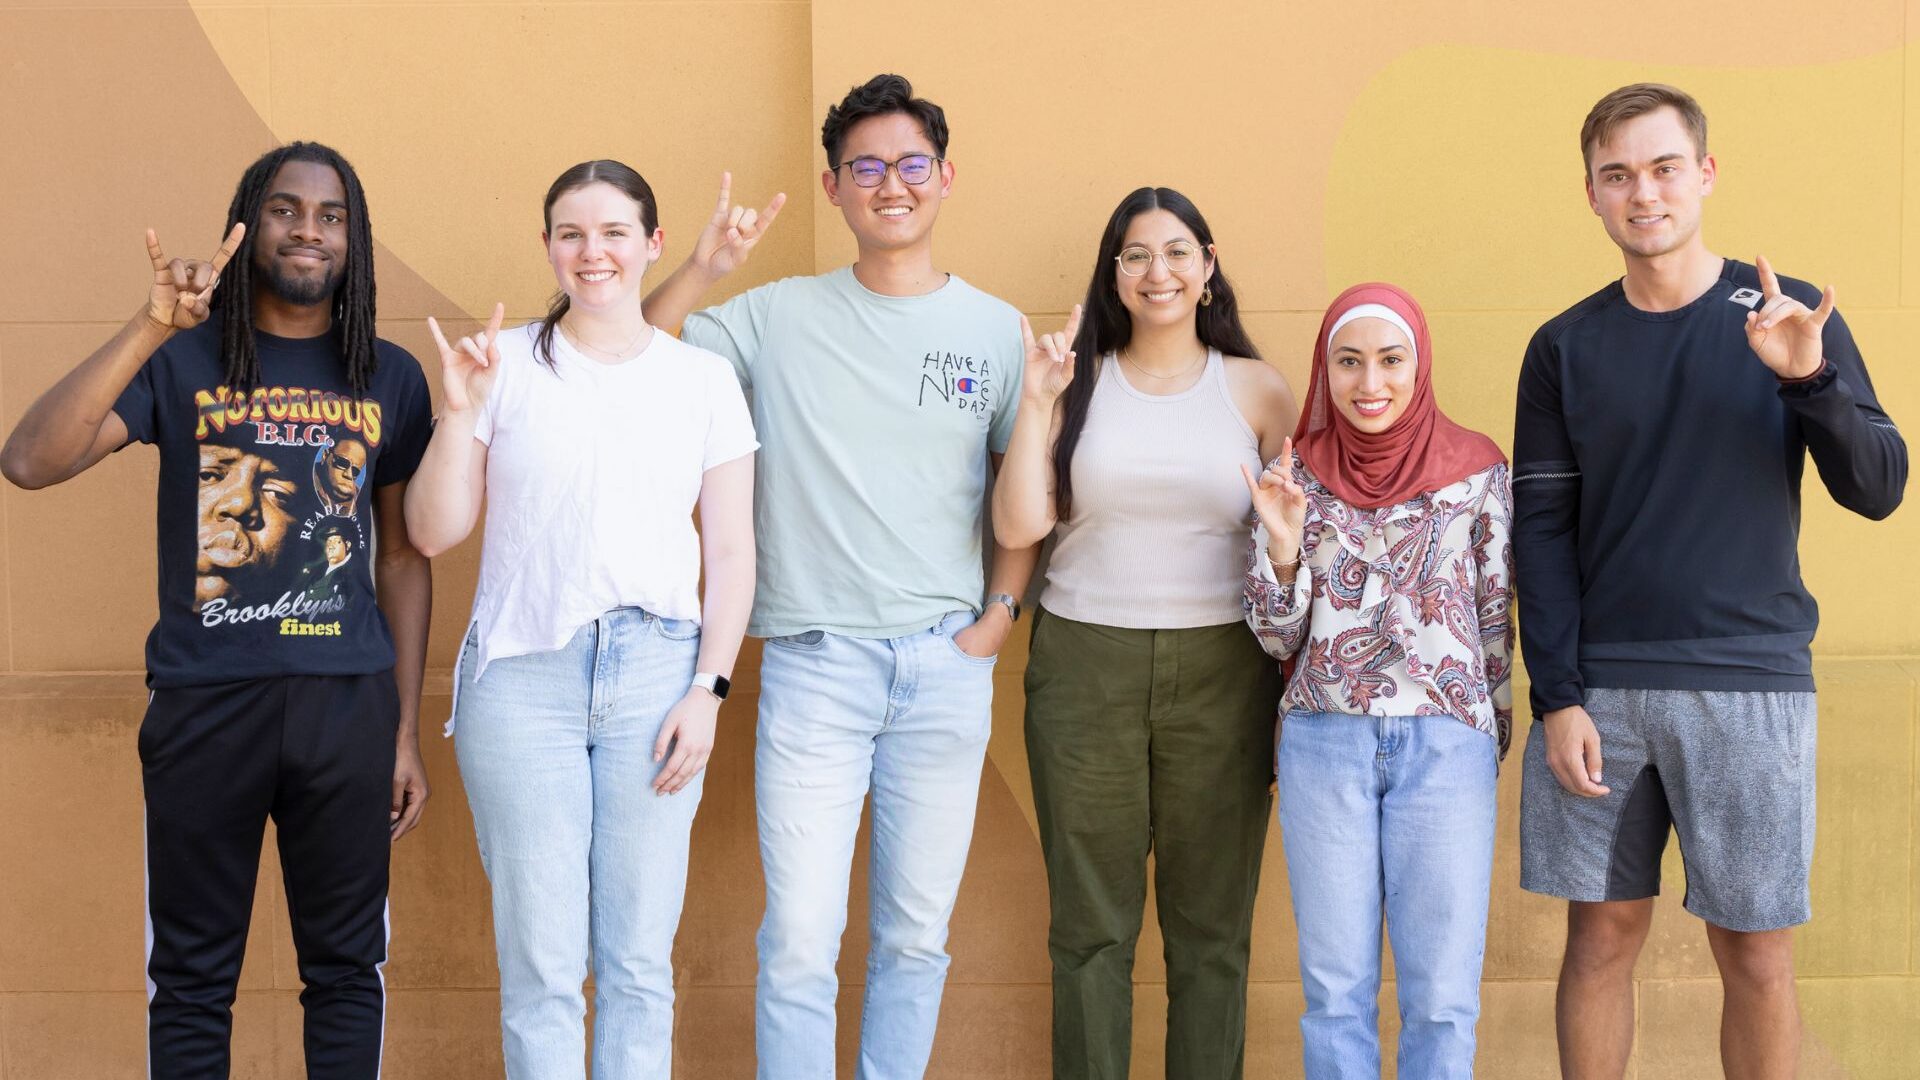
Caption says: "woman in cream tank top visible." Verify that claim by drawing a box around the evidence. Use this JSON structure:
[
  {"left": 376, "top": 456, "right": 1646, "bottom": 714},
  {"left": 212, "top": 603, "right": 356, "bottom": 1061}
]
[{"left": 995, "top": 186, "right": 1297, "bottom": 1079}]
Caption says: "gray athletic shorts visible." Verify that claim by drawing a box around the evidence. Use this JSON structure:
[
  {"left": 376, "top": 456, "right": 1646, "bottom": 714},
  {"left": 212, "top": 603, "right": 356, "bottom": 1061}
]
[{"left": 1519, "top": 688, "right": 1817, "bottom": 932}]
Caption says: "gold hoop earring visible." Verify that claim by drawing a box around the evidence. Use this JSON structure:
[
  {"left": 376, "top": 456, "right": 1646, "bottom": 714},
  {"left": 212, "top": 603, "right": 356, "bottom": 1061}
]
[{"left": 1200, "top": 286, "right": 1214, "bottom": 307}]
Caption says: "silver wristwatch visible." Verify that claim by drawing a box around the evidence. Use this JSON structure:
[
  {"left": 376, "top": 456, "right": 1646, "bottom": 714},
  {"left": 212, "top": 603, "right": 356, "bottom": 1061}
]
[{"left": 986, "top": 592, "right": 1021, "bottom": 622}]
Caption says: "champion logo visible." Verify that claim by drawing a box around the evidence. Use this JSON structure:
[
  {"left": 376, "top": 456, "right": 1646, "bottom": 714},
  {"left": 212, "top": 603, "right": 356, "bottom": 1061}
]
[
  {"left": 1728, "top": 287, "right": 1764, "bottom": 309},
  {"left": 955, "top": 377, "right": 979, "bottom": 394}
]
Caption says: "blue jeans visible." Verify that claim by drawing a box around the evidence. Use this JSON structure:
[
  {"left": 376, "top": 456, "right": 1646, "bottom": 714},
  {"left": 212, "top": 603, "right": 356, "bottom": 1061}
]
[
  {"left": 454, "top": 608, "right": 703, "bottom": 1080},
  {"left": 1276, "top": 710, "right": 1497, "bottom": 1079},
  {"left": 753, "top": 610, "right": 996, "bottom": 1080}
]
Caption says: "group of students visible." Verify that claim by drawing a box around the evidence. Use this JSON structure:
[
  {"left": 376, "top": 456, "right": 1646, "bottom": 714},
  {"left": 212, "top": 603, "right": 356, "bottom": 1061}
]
[{"left": 1, "top": 73, "right": 1906, "bottom": 1080}]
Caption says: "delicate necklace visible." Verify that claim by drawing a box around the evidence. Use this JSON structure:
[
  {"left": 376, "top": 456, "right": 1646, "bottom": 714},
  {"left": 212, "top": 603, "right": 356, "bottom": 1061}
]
[
  {"left": 561, "top": 315, "right": 649, "bottom": 360},
  {"left": 1120, "top": 346, "right": 1206, "bottom": 382}
]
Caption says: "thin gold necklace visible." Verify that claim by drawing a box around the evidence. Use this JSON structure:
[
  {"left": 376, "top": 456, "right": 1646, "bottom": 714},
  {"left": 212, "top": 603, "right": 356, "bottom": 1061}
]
[
  {"left": 561, "top": 315, "right": 649, "bottom": 360},
  {"left": 1120, "top": 346, "right": 1206, "bottom": 381}
]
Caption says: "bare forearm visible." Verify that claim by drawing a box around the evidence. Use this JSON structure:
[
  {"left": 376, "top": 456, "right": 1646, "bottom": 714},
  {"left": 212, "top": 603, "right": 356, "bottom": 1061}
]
[
  {"left": 992, "top": 404, "right": 1059, "bottom": 547},
  {"left": 2, "top": 309, "right": 165, "bottom": 487},
  {"left": 642, "top": 259, "right": 721, "bottom": 335},
  {"left": 987, "top": 539, "right": 1041, "bottom": 603},
  {"left": 404, "top": 410, "right": 484, "bottom": 557},
  {"left": 695, "top": 543, "right": 754, "bottom": 679},
  {"left": 377, "top": 550, "right": 431, "bottom": 740}
]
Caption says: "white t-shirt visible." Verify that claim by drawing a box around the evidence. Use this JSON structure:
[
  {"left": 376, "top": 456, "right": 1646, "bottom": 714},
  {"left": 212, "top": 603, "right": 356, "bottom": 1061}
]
[{"left": 465, "top": 321, "right": 757, "bottom": 679}]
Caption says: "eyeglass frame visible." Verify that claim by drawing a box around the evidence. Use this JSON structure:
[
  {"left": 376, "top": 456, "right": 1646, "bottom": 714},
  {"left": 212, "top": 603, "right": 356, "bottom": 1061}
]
[
  {"left": 831, "top": 153, "right": 946, "bottom": 189},
  {"left": 1113, "top": 242, "right": 1214, "bottom": 277}
]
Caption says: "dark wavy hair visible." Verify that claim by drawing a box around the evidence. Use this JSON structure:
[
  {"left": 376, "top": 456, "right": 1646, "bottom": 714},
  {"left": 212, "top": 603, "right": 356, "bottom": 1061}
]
[
  {"left": 821, "top": 74, "right": 949, "bottom": 168},
  {"left": 533, "top": 160, "right": 660, "bottom": 370},
  {"left": 216, "top": 142, "right": 377, "bottom": 395},
  {"left": 1052, "top": 187, "right": 1260, "bottom": 519}
]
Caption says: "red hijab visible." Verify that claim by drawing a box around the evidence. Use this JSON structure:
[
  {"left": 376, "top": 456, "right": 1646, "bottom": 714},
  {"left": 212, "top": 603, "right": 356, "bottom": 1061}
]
[{"left": 1293, "top": 283, "right": 1505, "bottom": 509}]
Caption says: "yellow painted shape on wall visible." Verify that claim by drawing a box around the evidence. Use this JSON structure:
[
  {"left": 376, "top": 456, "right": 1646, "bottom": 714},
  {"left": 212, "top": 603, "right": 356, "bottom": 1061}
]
[{"left": 1324, "top": 44, "right": 1905, "bottom": 312}]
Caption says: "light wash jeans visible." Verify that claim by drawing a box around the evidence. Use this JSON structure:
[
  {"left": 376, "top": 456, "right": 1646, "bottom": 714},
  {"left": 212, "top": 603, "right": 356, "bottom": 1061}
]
[
  {"left": 1276, "top": 710, "right": 1498, "bottom": 1080},
  {"left": 454, "top": 607, "right": 703, "bottom": 1080},
  {"left": 753, "top": 610, "right": 996, "bottom": 1080}
]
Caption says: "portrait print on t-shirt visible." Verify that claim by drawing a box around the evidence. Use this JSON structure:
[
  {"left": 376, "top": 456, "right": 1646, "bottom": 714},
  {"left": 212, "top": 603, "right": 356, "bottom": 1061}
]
[
  {"left": 113, "top": 322, "right": 431, "bottom": 686},
  {"left": 192, "top": 379, "right": 386, "bottom": 637}
]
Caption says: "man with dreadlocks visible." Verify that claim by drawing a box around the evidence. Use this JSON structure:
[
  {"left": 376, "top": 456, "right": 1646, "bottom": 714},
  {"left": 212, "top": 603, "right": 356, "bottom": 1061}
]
[{"left": 0, "top": 142, "right": 434, "bottom": 1079}]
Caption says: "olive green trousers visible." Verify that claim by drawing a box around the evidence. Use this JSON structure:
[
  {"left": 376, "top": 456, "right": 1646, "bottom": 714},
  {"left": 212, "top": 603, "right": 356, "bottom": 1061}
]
[{"left": 1024, "top": 606, "right": 1282, "bottom": 1080}]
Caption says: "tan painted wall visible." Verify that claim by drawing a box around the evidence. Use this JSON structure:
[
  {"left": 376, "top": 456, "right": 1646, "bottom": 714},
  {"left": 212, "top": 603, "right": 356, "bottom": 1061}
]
[{"left": 0, "top": 1, "right": 1915, "bottom": 1076}]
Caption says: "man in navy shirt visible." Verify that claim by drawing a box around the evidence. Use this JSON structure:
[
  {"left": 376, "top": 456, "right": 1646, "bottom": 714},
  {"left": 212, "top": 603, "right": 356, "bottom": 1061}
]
[
  {"left": 1, "top": 142, "right": 434, "bottom": 1079},
  {"left": 1512, "top": 84, "right": 1904, "bottom": 1076},
  {"left": 1514, "top": 83, "right": 1906, "bottom": 1079}
]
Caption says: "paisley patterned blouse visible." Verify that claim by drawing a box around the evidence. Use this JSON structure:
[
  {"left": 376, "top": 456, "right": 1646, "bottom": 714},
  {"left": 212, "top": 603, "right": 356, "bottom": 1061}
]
[{"left": 1243, "top": 456, "right": 1514, "bottom": 757}]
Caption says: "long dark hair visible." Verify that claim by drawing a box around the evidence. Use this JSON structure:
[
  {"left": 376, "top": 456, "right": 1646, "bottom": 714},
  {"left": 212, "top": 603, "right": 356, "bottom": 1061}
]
[
  {"left": 533, "top": 160, "right": 660, "bottom": 370},
  {"left": 217, "top": 142, "right": 378, "bottom": 394},
  {"left": 1051, "top": 186, "right": 1260, "bottom": 518}
]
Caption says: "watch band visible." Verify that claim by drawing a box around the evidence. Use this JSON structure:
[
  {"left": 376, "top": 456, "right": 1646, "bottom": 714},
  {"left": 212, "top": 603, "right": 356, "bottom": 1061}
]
[
  {"left": 986, "top": 592, "right": 1021, "bottom": 622},
  {"left": 692, "top": 672, "right": 731, "bottom": 701}
]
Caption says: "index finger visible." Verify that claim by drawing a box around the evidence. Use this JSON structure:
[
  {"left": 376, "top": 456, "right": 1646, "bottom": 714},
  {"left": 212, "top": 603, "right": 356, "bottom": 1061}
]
[
  {"left": 712, "top": 171, "right": 733, "bottom": 222},
  {"left": 1019, "top": 313, "right": 1037, "bottom": 352},
  {"left": 425, "top": 316, "right": 454, "bottom": 357},
  {"left": 1280, "top": 435, "right": 1293, "bottom": 463},
  {"left": 1063, "top": 303, "right": 1084, "bottom": 344},
  {"left": 1756, "top": 254, "right": 1781, "bottom": 297},
  {"left": 485, "top": 300, "right": 505, "bottom": 339},
  {"left": 145, "top": 228, "right": 168, "bottom": 270},
  {"left": 207, "top": 221, "right": 246, "bottom": 274}
]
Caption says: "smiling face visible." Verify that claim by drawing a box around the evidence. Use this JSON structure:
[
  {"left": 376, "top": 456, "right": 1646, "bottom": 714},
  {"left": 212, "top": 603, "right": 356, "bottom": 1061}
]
[
  {"left": 1326, "top": 316, "right": 1418, "bottom": 434},
  {"left": 1585, "top": 105, "right": 1715, "bottom": 263},
  {"left": 1113, "top": 208, "right": 1215, "bottom": 331},
  {"left": 251, "top": 159, "right": 349, "bottom": 306},
  {"left": 544, "top": 181, "right": 664, "bottom": 312},
  {"left": 823, "top": 112, "right": 953, "bottom": 255}
]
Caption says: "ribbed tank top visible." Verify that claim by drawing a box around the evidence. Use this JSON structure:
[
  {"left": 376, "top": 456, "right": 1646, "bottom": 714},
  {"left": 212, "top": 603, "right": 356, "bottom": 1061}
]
[{"left": 1041, "top": 350, "right": 1264, "bottom": 628}]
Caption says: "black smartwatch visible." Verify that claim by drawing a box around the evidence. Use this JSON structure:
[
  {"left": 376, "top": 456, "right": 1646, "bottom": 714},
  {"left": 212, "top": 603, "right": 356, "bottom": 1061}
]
[
  {"left": 692, "top": 672, "right": 731, "bottom": 701},
  {"left": 986, "top": 592, "right": 1021, "bottom": 622}
]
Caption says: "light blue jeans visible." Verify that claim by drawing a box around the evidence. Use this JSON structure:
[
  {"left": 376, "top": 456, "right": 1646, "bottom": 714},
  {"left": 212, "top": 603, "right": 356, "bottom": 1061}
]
[
  {"left": 454, "top": 607, "right": 703, "bottom": 1080},
  {"left": 753, "top": 610, "right": 996, "bottom": 1080},
  {"left": 1276, "top": 710, "right": 1498, "bottom": 1080}
]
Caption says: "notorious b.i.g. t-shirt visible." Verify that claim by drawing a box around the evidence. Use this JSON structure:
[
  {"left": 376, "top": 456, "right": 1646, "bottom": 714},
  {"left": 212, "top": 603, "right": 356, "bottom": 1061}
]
[{"left": 113, "top": 321, "right": 432, "bottom": 688}]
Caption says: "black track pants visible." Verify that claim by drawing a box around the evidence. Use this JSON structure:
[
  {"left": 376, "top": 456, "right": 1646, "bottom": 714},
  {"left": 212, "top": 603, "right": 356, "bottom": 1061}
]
[{"left": 140, "top": 672, "right": 398, "bottom": 1079}]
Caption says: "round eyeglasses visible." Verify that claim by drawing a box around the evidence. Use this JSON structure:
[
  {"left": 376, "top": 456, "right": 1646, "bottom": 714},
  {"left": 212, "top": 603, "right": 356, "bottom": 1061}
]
[
  {"left": 836, "top": 154, "right": 942, "bottom": 188},
  {"left": 1115, "top": 245, "right": 1202, "bottom": 276}
]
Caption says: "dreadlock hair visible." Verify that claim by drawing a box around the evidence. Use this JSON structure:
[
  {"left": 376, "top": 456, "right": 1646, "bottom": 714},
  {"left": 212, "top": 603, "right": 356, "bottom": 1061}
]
[
  {"left": 1052, "top": 186, "right": 1260, "bottom": 520},
  {"left": 532, "top": 160, "right": 660, "bottom": 371},
  {"left": 216, "top": 141, "right": 378, "bottom": 395}
]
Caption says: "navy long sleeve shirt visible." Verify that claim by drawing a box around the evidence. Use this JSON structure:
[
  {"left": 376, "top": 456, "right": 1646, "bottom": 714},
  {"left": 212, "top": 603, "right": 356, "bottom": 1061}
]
[{"left": 1512, "top": 259, "right": 1907, "bottom": 719}]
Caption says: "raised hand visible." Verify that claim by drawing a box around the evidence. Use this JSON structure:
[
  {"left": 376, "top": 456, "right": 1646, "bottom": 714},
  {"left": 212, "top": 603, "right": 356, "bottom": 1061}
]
[
  {"left": 1745, "top": 254, "right": 1834, "bottom": 380},
  {"left": 1240, "top": 437, "right": 1308, "bottom": 566},
  {"left": 1020, "top": 304, "right": 1082, "bottom": 406},
  {"left": 691, "top": 171, "right": 786, "bottom": 279},
  {"left": 425, "top": 302, "right": 504, "bottom": 414},
  {"left": 145, "top": 222, "right": 245, "bottom": 331}
]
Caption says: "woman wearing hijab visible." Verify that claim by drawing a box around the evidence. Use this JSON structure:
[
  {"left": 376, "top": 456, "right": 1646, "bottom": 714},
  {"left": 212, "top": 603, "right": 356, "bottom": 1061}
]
[{"left": 1242, "top": 282, "right": 1512, "bottom": 1078}]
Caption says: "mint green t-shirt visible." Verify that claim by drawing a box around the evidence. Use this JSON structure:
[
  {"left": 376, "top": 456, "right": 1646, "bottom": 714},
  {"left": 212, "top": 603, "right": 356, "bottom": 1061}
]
[{"left": 682, "top": 267, "right": 1024, "bottom": 638}]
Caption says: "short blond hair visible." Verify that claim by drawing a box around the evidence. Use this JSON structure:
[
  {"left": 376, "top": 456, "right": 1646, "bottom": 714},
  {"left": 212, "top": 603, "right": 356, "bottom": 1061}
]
[{"left": 1580, "top": 83, "right": 1708, "bottom": 173}]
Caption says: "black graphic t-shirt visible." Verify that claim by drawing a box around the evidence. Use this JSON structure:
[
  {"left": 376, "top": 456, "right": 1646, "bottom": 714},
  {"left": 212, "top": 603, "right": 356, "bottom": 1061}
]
[{"left": 114, "top": 321, "right": 433, "bottom": 687}]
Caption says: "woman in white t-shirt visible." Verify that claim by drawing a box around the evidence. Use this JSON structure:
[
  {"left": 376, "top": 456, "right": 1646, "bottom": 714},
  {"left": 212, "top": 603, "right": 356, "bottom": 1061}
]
[{"left": 404, "top": 160, "right": 763, "bottom": 1080}]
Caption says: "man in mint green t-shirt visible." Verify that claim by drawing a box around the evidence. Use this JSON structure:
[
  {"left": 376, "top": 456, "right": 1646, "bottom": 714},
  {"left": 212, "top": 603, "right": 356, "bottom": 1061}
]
[{"left": 645, "top": 73, "right": 1038, "bottom": 1080}]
